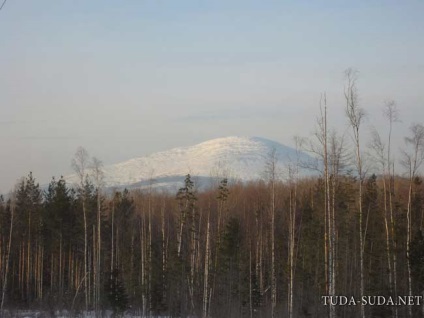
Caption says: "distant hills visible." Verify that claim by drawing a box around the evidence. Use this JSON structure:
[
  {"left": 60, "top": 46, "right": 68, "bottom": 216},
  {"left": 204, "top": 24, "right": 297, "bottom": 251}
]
[{"left": 65, "top": 136, "right": 316, "bottom": 192}]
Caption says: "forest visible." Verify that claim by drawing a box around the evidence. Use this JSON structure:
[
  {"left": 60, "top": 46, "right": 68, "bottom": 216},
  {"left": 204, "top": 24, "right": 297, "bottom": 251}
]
[{"left": 1, "top": 72, "right": 424, "bottom": 318}]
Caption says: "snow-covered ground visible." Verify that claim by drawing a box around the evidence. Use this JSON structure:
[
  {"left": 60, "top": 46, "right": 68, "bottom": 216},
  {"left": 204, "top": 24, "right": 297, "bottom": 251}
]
[
  {"left": 1, "top": 309, "right": 175, "bottom": 318},
  {"left": 65, "top": 136, "right": 315, "bottom": 191}
]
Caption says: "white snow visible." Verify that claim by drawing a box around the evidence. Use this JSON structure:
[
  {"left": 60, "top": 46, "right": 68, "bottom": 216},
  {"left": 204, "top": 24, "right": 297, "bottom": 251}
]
[
  {"left": 0, "top": 310, "right": 173, "bottom": 317},
  {"left": 65, "top": 136, "right": 315, "bottom": 190}
]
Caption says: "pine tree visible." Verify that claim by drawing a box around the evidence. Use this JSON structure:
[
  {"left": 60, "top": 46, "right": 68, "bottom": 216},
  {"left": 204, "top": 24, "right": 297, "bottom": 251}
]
[
  {"left": 105, "top": 269, "right": 129, "bottom": 317},
  {"left": 15, "top": 172, "right": 42, "bottom": 303}
]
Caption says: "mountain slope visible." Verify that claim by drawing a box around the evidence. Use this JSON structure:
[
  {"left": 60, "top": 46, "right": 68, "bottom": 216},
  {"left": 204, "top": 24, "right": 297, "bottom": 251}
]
[{"left": 66, "top": 136, "right": 315, "bottom": 191}]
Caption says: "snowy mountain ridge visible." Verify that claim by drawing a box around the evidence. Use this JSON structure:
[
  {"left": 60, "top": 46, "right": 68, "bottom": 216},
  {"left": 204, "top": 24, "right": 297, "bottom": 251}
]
[{"left": 65, "top": 136, "right": 315, "bottom": 191}]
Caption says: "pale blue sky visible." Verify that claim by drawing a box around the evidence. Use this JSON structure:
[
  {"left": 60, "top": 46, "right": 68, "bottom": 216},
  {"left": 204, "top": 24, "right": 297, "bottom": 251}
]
[{"left": 1, "top": 1, "right": 423, "bottom": 192}]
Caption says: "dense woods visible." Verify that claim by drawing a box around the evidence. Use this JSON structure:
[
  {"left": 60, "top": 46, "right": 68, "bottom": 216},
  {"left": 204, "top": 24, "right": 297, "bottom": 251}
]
[
  {"left": 1, "top": 161, "right": 424, "bottom": 317},
  {"left": 1, "top": 74, "right": 424, "bottom": 318},
  {"left": 0, "top": 157, "right": 424, "bottom": 317}
]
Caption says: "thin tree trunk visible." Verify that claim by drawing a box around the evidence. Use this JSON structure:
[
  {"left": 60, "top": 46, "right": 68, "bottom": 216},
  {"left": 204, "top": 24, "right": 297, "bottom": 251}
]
[
  {"left": 382, "top": 176, "right": 393, "bottom": 295},
  {"left": 389, "top": 164, "right": 398, "bottom": 318},
  {"left": 386, "top": 101, "right": 398, "bottom": 318},
  {"left": 344, "top": 69, "right": 365, "bottom": 318},
  {"left": 139, "top": 216, "right": 146, "bottom": 316},
  {"left": 288, "top": 190, "right": 294, "bottom": 318},
  {"left": 0, "top": 203, "right": 14, "bottom": 314},
  {"left": 83, "top": 199, "right": 88, "bottom": 311},
  {"left": 27, "top": 211, "right": 31, "bottom": 302},
  {"left": 111, "top": 198, "right": 114, "bottom": 272},
  {"left": 161, "top": 202, "right": 167, "bottom": 301},
  {"left": 59, "top": 232, "right": 63, "bottom": 297},
  {"left": 270, "top": 157, "right": 276, "bottom": 318},
  {"left": 249, "top": 247, "right": 253, "bottom": 318},
  {"left": 148, "top": 193, "right": 153, "bottom": 316},
  {"left": 356, "top": 129, "right": 365, "bottom": 318},
  {"left": 406, "top": 180, "right": 413, "bottom": 318},
  {"left": 97, "top": 187, "right": 101, "bottom": 315},
  {"left": 203, "top": 208, "right": 211, "bottom": 318}
]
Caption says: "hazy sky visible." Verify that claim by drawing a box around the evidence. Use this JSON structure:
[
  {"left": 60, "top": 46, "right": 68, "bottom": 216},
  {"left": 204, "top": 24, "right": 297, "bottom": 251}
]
[{"left": 1, "top": 0, "right": 423, "bottom": 193}]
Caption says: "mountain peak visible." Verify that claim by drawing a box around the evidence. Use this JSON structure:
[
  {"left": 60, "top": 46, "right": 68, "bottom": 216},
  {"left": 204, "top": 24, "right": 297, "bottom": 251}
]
[{"left": 65, "top": 136, "right": 313, "bottom": 191}]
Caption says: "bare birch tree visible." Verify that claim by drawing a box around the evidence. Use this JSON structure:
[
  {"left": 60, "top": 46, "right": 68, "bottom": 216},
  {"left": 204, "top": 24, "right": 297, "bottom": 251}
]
[
  {"left": 287, "top": 137, "right": 303, "bottom": 318},
  {"left": 344, "top": 68, "right": 366, "bottom": 318},
  {"left": 401, "top": 123, "right": 424, "bottom": 318},
  {"left": 369, "top": 100, "right": 400, "bottom": 318},
  {"left": 91, "top": 156, "right": 104, "bottom": 315},
  {"left": 203, "top": 206, "right": 211, "bottom": 318},
  {"left": 265, "top": 148, "right": 278, "bottom": 318},
  {"left": 307, "top": 93, "right": 346, "bottom": 318},
  {"left": 71, "top": 146, "right": 90, "bottom": 311},
  {"left": 384, "top": 101, "right": 400, "bottom": 318},
  {"left": 369, "top": 128, "right": 393, "bottom": 295}
]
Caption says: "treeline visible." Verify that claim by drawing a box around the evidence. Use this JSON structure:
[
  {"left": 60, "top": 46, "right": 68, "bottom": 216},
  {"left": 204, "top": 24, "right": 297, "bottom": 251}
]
[{"left": 0, "top": 170, "right": 423, "bottom": 318}]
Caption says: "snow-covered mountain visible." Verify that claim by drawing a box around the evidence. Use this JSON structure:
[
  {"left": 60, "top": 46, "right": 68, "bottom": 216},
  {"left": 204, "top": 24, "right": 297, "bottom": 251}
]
[{"left": 65, "top": 136, "right": 316, "bottom": 192}]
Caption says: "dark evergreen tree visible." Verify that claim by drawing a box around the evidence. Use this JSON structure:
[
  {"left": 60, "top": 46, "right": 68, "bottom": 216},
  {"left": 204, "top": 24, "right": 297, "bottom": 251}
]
[
  {"left": 42, "top": 177, "right": 77, "bottom": 297},
  {"left": 105, "top": 269, "right": 129, "bottom": 317},
  {"left": 43, "top": 177, "right": 75, "bottom": 250},
  {"left": 105, "top": 189, "right": 137, "bottom": 311},
  {"left": 214, "top": 216, "right": 242, "bottom": 316},
  {"left": 13, "top": 172, "right": 42, "bottom": 303},
  {"left": 175, "top": 174, "right": 198, "bottom": 316},
  {"left": 410, "top": 230, "right": 424, "bottom": 292}
]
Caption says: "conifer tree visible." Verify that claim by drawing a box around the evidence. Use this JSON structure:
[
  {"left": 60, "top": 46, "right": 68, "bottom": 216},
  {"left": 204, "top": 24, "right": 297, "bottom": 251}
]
[{"left": 105, "top": 269, "right": 129, "bottom": 317}]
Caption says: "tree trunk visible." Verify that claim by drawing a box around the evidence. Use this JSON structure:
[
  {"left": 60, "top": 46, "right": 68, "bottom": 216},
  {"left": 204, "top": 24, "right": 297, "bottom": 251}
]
[
  {"left": 203, "top": 208, "right": 211, "bottom": 318},
  {"left": 0, "top": 203, "right": 14, "bottom": 314}
]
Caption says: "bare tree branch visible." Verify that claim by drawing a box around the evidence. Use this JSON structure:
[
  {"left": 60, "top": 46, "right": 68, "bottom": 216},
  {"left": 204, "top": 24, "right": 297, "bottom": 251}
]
[{"left": 0, "top": 0, "right": 7, "bottom": 12}]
